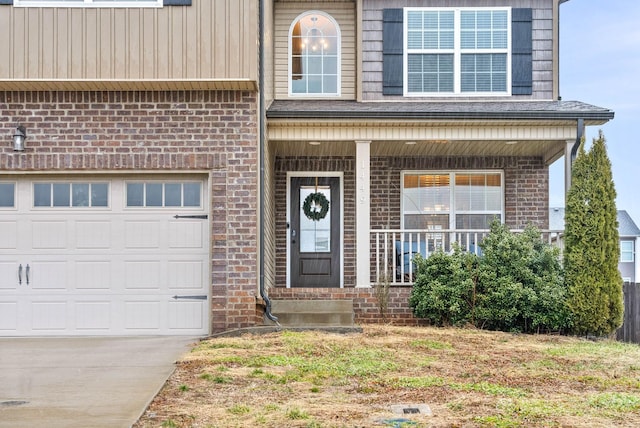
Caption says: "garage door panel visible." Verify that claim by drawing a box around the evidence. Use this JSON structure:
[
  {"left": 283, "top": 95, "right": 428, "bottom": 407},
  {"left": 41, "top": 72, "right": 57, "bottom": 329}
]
[
  {"left": 125, "top": 301, "right": 161, "bottom": 330},
  {"left": 169, "top": 221, "right": 204, "bottom": 248},
  {"left": 76, "top": 261, "right": 112, "bottom": 290},
  {"left": 168, "top": 260, "right": 205, "bottom": 289},
  {"left": 0, "top": 302, "right": 18, "bottom": 331},
  {"left": 125, "top": 221, "right": 161, "bottom": 249},
  {"left": 30, "top": 261, "right": 68, "bottom": 290},
  {"left": 32, "top": 221, "right": 68, "bottom": 249},
  {"left": 76, "top": 301, "right": 111, "bottom": 330},
  {"left": 125, "top": 261, "right": 162, "bottom": 289},
  {"left": 168, "top": 301, "right": 205, "bottom": 329},
  {"left": 32, "top": 301, "right": 67, "bottom": 330},
  {"left": 0, "top": 261, "right": 19, "bottom": 290},
  {"left": 0, "top": 221, "right": 17, "bottom": 249},
  {"left": 76, "top": 221, "right": 111, "bottom": 249}
]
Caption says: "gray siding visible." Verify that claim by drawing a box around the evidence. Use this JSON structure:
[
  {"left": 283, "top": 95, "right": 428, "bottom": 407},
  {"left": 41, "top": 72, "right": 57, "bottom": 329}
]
[{"left": 362, "top": 0, "right": 555, "bottom": 101}]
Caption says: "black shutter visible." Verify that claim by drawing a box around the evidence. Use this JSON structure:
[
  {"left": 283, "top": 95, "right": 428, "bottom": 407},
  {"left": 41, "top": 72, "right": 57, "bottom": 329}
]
[
  {"left": 164, "top": 0, "right": 191, "bottom": 5},
  {"left": 0, "top": 1, "right": 13, "bottom": 5},
  {"left": 512, "top": 8, "right": 533, "bottom": 95},
  {"left": 383, "top": 9, "right": 403, "bottom": 96}
]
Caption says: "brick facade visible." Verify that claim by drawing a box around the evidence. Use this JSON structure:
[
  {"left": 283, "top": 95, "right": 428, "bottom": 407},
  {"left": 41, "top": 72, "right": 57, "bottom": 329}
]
[
  {"left": 271, "top": 154, "right": 549, "bottom": 324},
  {"left": 0, "top": 90, "right": 259, "bottom": 333}
]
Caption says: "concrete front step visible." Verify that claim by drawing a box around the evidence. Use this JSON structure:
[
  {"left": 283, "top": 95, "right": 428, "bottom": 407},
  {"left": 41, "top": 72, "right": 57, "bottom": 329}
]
[{"left": 267, "top": 299, "right": 356, "bottom": 327}]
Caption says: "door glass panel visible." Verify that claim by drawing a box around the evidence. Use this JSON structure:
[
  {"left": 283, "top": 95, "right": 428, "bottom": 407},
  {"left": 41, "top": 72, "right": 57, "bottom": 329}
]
[
  {"left": 53, "top": 183, "right": 70, "bottom": 207},
  {"left": 127, "top": 183, "right": 144, "bottom": 207},
  {"left": 91, "top": 183, "right": 109, "bottom": 207},
  {"left": 145, "top": 183, "right": 163, "bottom": 207},
  {"left": 165, "top": 183, "right": 182, "bottom": 207},
  {"left": 0, "top": 183, "right": 15, "bottom": 207},
  {"left": 183, "top": 183, "right": 201, "bottom": 207},
  {"left": 34, "top": 183, "right": 51, "bottom": 207},
  {"left": 299, "top": 186, "right": 331, "bottom": 253},
  {"left": 72, "top": 183, "right": 90, "bottom": 207}
]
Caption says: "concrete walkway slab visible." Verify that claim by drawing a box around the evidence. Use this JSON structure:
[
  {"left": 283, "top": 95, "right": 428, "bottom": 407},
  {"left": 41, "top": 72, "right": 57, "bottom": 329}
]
[{"left": 0, "top": 336, "right": 198, "bottom": 428}]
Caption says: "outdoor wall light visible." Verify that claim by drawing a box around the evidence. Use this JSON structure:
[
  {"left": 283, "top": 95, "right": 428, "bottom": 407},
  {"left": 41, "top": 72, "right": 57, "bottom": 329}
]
[{"left": 12, "top": 126, "right": 26, "bottom": 151}]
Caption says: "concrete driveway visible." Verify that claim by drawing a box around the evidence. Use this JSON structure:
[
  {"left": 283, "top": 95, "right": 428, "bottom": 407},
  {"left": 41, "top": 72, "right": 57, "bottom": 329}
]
[{"left": 0, "top": 336, "right": 198, "bottom": 428}]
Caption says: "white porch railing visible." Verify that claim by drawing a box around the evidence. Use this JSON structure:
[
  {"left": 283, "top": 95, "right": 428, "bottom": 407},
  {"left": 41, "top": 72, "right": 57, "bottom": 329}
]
[{"left": 371, "top": 229, "right": 564, "bottom": 286}]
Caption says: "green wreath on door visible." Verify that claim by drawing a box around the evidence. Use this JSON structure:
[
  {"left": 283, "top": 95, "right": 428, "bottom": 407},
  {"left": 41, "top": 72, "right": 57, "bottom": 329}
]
[{"left": 303, "top": 192, "right": 330, "bottom": 221}]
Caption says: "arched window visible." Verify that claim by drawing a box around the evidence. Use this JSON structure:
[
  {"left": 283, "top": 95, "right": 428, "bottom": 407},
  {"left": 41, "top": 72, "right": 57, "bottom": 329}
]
[{"left": 289, "top": 11, "right": 340, "bottom": 96}]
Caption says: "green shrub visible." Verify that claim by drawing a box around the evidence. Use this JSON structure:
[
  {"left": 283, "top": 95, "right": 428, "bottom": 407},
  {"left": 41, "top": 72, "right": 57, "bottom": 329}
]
[
  {"left": 409, "top": 221, "right": 571, "bottom": 333},
  {"left": 409, "top": 246, "right": 479, "bottom": 326},
  {"left": 476, "top": 222, "right": 570, "bottom": 333}
]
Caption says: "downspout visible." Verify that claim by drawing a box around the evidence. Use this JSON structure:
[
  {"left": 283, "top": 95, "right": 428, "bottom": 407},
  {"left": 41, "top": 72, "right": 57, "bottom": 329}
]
[
  {"left": 565, "top": 118, "right": 584, "bottom": 200},
  {"left": 571, "top": 118, "right": 585, "bottom": 165},
  {"left": 259, "top": 0, "right": 279, "bottom": 325}
]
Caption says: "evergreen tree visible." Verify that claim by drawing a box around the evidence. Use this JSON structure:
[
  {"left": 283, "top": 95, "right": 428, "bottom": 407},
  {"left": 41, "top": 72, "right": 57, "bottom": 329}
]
[{"left": 564, "top": 131, "right": 623, "bottom": 336}]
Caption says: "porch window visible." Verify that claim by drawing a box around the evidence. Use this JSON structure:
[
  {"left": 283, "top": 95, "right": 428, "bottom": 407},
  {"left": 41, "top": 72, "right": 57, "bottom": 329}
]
[
  {"left": 621, "top": 241, "right": 635, "bottom": 262},
  {"left": 404, "top": 7, "right": 510, "bottom": 95},
  {"left": 289, "top": 11, "right": 341, "bottom": 96},
  {"left": 402, "top": 171, "right": 503, "bottom": 230}
]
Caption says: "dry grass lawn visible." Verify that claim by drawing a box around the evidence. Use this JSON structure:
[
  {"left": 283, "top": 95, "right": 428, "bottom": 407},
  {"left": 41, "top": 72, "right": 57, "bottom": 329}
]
[{"left": 134, "top": 325, "right": 640, "bottom": 427}]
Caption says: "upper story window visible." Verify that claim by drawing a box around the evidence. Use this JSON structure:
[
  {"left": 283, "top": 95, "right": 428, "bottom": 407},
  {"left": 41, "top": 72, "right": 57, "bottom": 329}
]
[
  {"left": 289, "top": 11, "right": 341, "bottom": 97},
  {"left": 404, "top": 8, "right": 510, "bottom": 96},
  {"left": 621, "top": 241, "right": 635, "bottom": 263},
  {"left": 14, "top": 0, "right": 162, "bottom": 7}
]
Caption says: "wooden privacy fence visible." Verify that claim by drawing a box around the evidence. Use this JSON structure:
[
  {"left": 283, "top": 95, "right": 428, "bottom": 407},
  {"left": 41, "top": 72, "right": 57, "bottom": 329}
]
[{"left": 617, "top": 282, "right": 640, "bottom": 344}]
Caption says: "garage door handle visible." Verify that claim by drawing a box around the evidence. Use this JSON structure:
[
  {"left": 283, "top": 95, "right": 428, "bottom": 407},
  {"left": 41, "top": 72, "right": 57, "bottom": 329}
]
[
  {"left": 25, "top": 264, "right": 30, "bottom": 285},
  {"left": 18, "top": 264, "right": 22, "bottom": 285}
]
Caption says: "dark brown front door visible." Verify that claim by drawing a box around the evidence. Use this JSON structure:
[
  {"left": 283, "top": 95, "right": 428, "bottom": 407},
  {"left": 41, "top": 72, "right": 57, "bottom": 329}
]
[{"left": 290, "top": 176, "right": 340, "bottom": 287}]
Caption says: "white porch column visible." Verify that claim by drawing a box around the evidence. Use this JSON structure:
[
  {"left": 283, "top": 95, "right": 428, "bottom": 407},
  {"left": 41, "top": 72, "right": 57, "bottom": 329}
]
[{"left": 355, "top": 140, "right": 371, "bottom": 288}]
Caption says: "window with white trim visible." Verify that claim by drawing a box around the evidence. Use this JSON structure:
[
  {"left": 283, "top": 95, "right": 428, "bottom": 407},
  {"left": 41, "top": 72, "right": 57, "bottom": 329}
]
[
  {"left": 126, "top": 182, "right": 201, "bottom": 208},
  {"left": 404, "top": 7, "right": 510, "bottom": 96},
  {"left": 33, "top": 182, "right": 109, "bottom": 208},
  {"left": 0, "top": 183, "right": 16, "bottom": 208},
  {"left": 402, "top": 171, "right": 503, "bottom": 230},
  {"left": 289, "top": 11, "right": 341, "bottom": 96},
  {"left": 621, "top": 240, "right": 635, "bottom": 263},
  {"left": 14, "top": 0, "right": 162, "bottom": 8}
]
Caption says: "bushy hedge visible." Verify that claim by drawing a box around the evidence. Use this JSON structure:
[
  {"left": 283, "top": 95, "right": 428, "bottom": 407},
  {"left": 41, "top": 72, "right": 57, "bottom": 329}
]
[{"left": 409, "top": 222, "right": 571, "bottom": 333}]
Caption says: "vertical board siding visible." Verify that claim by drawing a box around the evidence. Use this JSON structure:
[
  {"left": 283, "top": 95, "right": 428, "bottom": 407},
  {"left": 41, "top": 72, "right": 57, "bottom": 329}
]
[
  {"left": 362, "top": 0, "right": 555, "bottom": 101},
  {"left": 0, "top": 0, "right": 258, "bottom": 81},
  {"left": 274, "top": 1, "right": 356, "bottom": 100}
]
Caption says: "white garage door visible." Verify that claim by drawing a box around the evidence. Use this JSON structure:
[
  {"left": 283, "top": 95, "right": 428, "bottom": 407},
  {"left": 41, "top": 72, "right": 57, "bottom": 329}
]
[{"left": 0, "top": 176, "right": 210, "bottom": 336}]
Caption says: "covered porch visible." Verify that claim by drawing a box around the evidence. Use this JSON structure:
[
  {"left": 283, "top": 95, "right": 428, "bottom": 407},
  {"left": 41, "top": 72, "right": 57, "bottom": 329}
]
[{"left": 265, "top": 100, "right": 611, "bottom": 297}]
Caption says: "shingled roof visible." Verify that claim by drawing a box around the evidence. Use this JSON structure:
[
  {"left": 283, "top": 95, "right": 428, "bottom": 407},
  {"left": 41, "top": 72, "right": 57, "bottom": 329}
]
[{"left": 267, "top": 100, "right": 614, "bottom": 122}]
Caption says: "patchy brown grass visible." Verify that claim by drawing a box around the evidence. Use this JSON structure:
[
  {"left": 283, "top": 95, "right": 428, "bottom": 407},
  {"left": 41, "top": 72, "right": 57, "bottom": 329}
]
[{"left": 135, "top": 325, "right": 640, "bottom": 428}]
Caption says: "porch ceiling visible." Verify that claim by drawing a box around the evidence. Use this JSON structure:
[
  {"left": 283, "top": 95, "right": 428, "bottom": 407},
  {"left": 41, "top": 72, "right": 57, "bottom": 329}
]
[{"left": 268, "top": 118, "right": 576, "bottom": 164}]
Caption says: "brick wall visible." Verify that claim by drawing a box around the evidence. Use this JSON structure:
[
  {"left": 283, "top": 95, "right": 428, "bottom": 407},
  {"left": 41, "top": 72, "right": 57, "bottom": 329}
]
[{"left": 0, "top": 90, "right": 259, "bottom": 333}]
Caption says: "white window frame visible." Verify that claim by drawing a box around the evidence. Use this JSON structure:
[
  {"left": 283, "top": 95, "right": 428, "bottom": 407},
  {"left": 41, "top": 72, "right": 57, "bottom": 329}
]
[
  {"left": 14, "top": 0, "right": 162, "bottom": 8},
  {"left": 401, "top": 170, "right": 504, "bottom": 230},
  {"left": 288, "top": 10, "right": 341, "bottom": 97},
  {"left": 403, "top": 7, "right": 511, "bottom": 97},
  {"left": 621, "top": 240, "right": 635, "bottom": 263}
]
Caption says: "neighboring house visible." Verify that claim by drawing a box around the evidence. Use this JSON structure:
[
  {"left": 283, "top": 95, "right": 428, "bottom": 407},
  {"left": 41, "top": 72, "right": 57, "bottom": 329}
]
[
  {"left": 550, "top": 208, "right": 640, "bottom": 283},
  {"left": 0, "top": 0, "right": 614, "bottom": 336}
]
